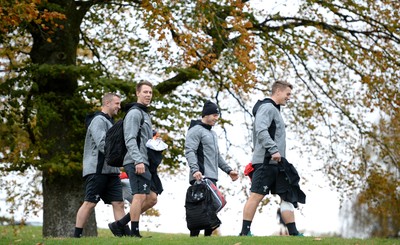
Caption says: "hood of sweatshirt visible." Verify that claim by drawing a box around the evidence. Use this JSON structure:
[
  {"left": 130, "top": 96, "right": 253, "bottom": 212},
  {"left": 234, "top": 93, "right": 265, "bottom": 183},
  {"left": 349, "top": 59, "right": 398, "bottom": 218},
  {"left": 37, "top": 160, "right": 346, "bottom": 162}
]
[
  {"left": 188, "top": 119, "right": 212, "bottom": 131},
  {"left": 124, "top": 102, "right": 149, "bottom": 113},
  {"left": 252, "top": 98, "right": 280, "bottom": 117}
]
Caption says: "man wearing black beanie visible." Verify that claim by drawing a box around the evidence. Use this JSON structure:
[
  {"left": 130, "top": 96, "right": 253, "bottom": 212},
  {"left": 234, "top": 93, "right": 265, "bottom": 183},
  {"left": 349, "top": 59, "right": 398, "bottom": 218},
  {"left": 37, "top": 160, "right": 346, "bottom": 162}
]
[
  {"left": 184, "top": 100, "right": 239, "bottom": 237},
  {"left": 201, "top": 100, "right": 220, "bottom": 117}
]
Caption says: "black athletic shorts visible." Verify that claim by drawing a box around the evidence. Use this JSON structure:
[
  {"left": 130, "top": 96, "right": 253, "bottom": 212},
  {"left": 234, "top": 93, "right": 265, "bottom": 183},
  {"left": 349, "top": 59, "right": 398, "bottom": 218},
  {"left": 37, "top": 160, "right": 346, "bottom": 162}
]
[
  {"left": 250, "top": 163, "right": 289, "bottom": 196},
  {"left": 124, "top": 163, "right": 152, "bottom": 195},
  {"left": 84, "top": 174, "right": 123, "bottom": 204},
  {"left": 121, "top": 172, "right": 163, "bottom": 201}
]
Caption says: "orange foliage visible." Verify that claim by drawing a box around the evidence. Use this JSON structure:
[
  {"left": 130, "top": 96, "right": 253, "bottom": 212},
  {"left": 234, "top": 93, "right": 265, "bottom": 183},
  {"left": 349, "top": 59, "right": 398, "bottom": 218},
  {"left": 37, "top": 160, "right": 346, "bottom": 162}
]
[{"left": 0, "top": 0, "right": 65, "bottom": 36}]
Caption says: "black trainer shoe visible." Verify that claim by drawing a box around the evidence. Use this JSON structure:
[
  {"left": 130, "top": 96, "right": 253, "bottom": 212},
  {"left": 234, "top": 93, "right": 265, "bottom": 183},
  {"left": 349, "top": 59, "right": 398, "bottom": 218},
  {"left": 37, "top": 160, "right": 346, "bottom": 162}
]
[
  {"left": 239, "top": 231, "right": 253, "bottom": 236},
  {"left": 131, "top": 233, "right": 143, "bottom": 238},
  {"left": 108, "top": 222, "right": 125, "bottom": 237},
  {"left": 123, "top": 225, "right": 131, "bottom": 236}
]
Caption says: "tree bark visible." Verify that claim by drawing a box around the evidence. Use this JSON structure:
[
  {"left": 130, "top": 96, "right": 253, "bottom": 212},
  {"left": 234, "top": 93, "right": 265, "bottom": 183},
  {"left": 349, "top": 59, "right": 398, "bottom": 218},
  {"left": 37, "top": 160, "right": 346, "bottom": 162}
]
[{"left": 42, "top": 172, "right": 97, "bottom": 237}]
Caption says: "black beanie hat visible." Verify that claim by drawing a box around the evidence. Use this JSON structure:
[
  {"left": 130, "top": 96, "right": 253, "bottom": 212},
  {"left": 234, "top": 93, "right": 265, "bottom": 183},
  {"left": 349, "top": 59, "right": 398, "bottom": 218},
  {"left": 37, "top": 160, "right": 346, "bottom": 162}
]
[{"left": 202, "top": 100, "right": 219, "bottom": 117}]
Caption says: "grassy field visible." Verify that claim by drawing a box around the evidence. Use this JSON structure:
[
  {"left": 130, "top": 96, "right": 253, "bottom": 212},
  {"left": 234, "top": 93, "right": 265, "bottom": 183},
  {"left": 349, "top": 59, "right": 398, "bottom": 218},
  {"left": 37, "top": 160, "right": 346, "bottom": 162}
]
[{"left": 1, "top": 225, "right": 399, "bottom": 245}]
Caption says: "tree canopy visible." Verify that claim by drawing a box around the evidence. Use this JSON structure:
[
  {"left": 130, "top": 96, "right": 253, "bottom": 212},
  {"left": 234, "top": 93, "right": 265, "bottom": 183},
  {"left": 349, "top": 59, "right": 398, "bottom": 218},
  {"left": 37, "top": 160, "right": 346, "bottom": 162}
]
[{"left": 0, "top": 0, "right": 398, "bottom": 237}]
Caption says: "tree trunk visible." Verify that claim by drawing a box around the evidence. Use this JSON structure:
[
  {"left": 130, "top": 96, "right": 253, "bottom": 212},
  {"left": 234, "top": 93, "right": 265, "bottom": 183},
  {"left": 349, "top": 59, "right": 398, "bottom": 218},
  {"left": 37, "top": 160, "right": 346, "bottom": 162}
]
[
  {"left": 42, "top": 171, "right": 97, "bottom": 237},
  {"left": 28, "top": 1, "right": 97, "bottom": 237}
]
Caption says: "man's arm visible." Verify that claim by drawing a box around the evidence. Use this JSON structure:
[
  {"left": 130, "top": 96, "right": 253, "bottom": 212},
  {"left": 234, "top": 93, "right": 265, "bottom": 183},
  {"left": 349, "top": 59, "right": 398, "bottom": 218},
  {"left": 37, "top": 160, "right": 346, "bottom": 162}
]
[
  {"left": 216, "top": 143, "right": 239, "bottom": 181},
  {"left": 216, "top": 144, "right": 232, "bottom": 174},
  {"left": 254, "top": 104, "right": 278, "bottom": 155},
  {"left": 124, "top": 109, "right": 145, "bottom": 164},
  {"left": 185, "top": 128, "right": 201, "bottom": 176},
  {"left": 89, "top": 116, "right": 108, "bottom": 153}
]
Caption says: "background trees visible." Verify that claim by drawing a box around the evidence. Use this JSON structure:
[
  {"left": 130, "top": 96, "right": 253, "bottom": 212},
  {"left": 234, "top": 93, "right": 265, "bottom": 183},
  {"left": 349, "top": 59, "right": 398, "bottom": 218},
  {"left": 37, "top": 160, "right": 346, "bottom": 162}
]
[{"left": 1, "top": 0, "right": 398, "bottom": 237}]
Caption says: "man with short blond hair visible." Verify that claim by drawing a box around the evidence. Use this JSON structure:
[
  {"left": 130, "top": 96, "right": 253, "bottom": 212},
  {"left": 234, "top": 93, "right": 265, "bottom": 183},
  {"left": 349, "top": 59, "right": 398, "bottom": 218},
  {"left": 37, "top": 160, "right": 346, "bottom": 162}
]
[
  {"left": 239, "top": 81, "right": 303, "bottom": 236},
  {"left": 74, "top": 93, "right": 126, "bottom": 238}
]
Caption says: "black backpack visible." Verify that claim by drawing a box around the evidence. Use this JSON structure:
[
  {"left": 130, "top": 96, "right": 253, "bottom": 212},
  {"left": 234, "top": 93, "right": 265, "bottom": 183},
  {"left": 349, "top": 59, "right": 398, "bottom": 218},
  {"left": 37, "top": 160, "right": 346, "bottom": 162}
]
[
  {"left": 185, "top": 181, "right": 221, "bottom": 231},
  {"left": 104, "top": 107, "right": 144, "bottom": 167}
]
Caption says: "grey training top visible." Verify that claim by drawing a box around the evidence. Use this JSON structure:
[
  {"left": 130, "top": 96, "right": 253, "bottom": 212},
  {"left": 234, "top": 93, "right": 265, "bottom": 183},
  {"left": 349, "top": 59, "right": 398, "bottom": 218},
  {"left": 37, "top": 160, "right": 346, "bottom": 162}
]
[
  {"left": 185, "top": 120, "right": 232, "bottom": 183},
  {"left": 252, "top": 101, "right": 286, "bottom": 165},
  {"left": 123, "top": 107, "right": 152, "bottom": 166},
  {"left": 82, "top": 114, "right": 120, "bottom": 177}
]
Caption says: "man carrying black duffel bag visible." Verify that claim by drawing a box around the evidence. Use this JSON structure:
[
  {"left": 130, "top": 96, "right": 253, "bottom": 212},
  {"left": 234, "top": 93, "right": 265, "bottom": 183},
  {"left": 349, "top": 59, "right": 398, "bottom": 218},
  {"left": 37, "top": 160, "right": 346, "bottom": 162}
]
[{"left": 184, "top": 100, "right": 238, "bottom": 237}]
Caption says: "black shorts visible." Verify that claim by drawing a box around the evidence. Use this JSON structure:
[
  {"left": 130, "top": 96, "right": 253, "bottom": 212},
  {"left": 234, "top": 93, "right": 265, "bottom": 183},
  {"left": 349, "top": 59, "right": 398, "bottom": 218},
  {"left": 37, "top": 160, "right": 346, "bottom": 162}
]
[
  {"left": 121, "top": 173, "right": 163, "bottom": 201},
  {"left": 124, "top": 163, "right": 152, "bottom": 195},
  {"left": 250, "top": 163, "right": 289, "bottom": 196},
  {"left": 83, "top": 174, "right": 123, "bottom": 204}
]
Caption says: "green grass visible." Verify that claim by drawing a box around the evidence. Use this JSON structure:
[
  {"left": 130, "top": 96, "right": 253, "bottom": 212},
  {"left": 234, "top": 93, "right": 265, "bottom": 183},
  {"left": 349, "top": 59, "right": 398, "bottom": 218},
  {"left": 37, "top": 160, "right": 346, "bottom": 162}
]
[{"left": 0, "top": 226, "right": 399, "bottom": 245}]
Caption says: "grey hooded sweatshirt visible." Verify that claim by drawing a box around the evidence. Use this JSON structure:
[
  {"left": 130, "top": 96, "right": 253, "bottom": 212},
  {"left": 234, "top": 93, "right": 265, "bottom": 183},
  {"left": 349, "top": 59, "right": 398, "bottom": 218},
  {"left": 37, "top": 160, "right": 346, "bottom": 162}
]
[
  {"left": 252, "top": 98, "right": 286, "bottom": 165},
  {"left": 82, "top": 113, "right": 120, "bottom": 177},
  {"left": 123, "top": 103, "right": 153, "bottom": 167},
  {"left": 185, "top": 120, "right": 233, "bottom": 183}
]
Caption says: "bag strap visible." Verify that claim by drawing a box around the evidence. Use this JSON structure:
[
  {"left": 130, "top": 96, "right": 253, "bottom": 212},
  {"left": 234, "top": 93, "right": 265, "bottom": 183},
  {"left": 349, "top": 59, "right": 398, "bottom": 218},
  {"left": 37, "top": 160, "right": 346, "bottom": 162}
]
[{"left": 125, "top": 106, "right": 145, "bottom": 148}]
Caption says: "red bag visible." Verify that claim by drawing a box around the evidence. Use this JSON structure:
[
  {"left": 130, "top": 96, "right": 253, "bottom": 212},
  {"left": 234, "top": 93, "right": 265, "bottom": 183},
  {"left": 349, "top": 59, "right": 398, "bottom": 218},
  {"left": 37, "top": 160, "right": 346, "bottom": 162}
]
[
  {"left": 119, "top": 172, "right": 128, "bottom": 179},
  {"left": 244, "top": 162, "right": 254, "bottom": 181},
  {"left": 204, "top": 179, "right": 227, "bottom": 213}
]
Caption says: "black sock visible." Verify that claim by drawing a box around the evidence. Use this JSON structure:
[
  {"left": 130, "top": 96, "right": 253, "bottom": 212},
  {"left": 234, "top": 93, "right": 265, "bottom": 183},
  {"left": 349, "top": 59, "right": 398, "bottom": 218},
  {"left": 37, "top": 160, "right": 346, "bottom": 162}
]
[
  {"left": 190, "top": 229, "right": 200, "bottom": 237},
  {"left": 241, "top": 220, "right": 252, "bottom": 235},
  {"left": 286, "top": 222, "right": 299, "bottom": 236},
  {"left": 131, "top": 221, "right": 140, "bottom": 236},
  {"left": 73, "top": 227, "right": 83, "bottom": 238},
  {"left": 117, "top": 213, "right": 131, "bottom": 227}
]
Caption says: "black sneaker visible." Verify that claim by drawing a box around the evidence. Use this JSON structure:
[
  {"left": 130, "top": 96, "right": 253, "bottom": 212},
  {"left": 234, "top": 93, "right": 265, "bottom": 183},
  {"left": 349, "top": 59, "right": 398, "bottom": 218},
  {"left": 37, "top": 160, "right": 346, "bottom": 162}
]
[
  {"left": 239, "top": 231, "right": 253, "bottom": 236},
  {"left": 123, "top": 225, "right": 131, "bottom": 236},
  {"left": 108, "top": 222, "right": 125, "bottom": 237}
]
